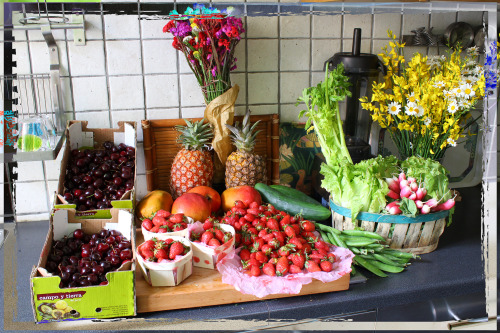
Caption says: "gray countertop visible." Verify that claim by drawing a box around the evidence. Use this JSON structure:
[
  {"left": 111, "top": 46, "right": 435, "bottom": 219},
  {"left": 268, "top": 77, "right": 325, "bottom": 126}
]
[{"left": 0, "top": 185, "right": 489, "bottom": 332}]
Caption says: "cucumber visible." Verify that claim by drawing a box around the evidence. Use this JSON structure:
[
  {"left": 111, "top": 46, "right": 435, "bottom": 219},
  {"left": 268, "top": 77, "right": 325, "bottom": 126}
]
[
  {"left": 270, "top": 185, "right": 323, "bottom": 206},
  {"left": 254, "top": 183, "right": 331, "bottom": 221}
]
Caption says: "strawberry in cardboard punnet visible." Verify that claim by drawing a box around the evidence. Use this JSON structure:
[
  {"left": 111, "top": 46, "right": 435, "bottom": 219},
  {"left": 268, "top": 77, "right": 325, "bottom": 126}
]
[{"left": 189, "top": 220, "right": 235, "bottom": 269}]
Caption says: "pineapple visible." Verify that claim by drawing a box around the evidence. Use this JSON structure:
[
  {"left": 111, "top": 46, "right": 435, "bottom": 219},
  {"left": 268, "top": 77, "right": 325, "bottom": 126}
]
[
  {"left": 225, "top": 110, "right": 267, "bottom": 188},
  {"left": 170, "top": 119, "right": 214, "bottom": 198}
]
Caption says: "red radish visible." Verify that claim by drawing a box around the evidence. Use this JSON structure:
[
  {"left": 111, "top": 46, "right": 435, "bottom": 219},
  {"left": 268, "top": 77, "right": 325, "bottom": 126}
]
[
  {"left": 400, "top": 179, "right": 408, "bottom": 188},
  {"left": 421, "top": 204, "right": 431, "bottom": 214},
  {"left": 400, "top": 186, "right": 412, "bottom": 198},
  {"left": 415, "top": 187, "right": 426, "bottom": 200},
  {"left": 410, "top": 182, "right": 418, "bottom": 192},
  {"left": 386, "top": 177, "right": 400, "bottom": 193},
  {"left": 435, "top": 199, "right": 455, "bottom": 211},
  {"left": 425, "top": 198, "right": 439, "bottom": 208},
  {"left": 409, "top": 192, "right": 417, "bottom": 201},
  {"left": 387, "top": 189, "right": 400, "bottom": 200},
  {"left": 386, "top": 201, "right": 400, "bottom": 210},
  {"left": 398, "top": 172, "right": 406, "bottom": 182},
  {"left": 388, "top": 205, "right": 402, "bottom": 215},
  {"left": 407, "top": 177, "right": 416, "bottom": 184},
  {"left": 415, "top": 200, "right": 424, "bottom": 209}
]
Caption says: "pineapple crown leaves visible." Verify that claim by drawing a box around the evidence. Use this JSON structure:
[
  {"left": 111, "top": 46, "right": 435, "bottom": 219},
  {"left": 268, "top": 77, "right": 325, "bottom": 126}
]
[
  {"left": 175, "top": 119, "right": 214, "bottom": 151},
  {"left": 225, "top": 110, "right": 261, "bottom": 153}
]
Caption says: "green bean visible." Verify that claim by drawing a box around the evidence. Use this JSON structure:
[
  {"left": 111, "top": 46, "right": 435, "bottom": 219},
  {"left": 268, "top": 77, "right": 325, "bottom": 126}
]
[
  {"left": 331, "top": 230, "right": 348, "bottom": 248},
  {"left": 340, "top": 235, "right": 379, "bottom": 243},
  {"left": 365, "top": 259, "right": 405, "bottom": 273},
  {"left": 372, "top": 253, "right": 408, "bottom": 267},
  {"left": 350, "top": 265, "right": 357, "bottom": 276},
  {"left": 353, "top": 256, "right": 388, "bottom": 277},
  {"left": 382, "top": 248, "right": 419, "bottom": 259},
  {"left": 345, "top": 239, "right": 379, "bottom": 247},
  {"left": 319, "top": 230, "right": 331, "bottom": 243},
  {"left": 382, "top": 254, "right": 411, "bottom": 264},
  {"left": 341, "top": 229, "right": 386, "bottom": 241},
  {"left": 314, "top": 222, "right": 341, "bottom": 235}
]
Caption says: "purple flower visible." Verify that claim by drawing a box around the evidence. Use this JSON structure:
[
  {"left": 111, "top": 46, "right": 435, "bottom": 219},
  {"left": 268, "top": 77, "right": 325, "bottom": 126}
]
[
  {"left": 211, "top": 67, "right": 217, "bottom": 77},
  {"left": 170, "top": 21, "right": 192, "bottom": 39}
]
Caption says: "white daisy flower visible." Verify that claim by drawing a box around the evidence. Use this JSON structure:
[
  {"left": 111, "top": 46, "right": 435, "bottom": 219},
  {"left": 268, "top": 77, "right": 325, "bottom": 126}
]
[
  {"left": 405, "top": 102, "right": 418, "bottom": 116},
  {"left": 443, "top": 90, "right": 455, "bottom": 100},
  {"left": 459, "top": 99, "right": 472, "bottom": 109},
  {"left": 473, "top": 66, "right": 483, "bottom": 76},
  {"left": 387, "top": 102, "right": 401, "bottom": 115},
  {"left": 466, "top": 46, "right": 479, "bottom": 56},
  {"left": 461, "top": 68, "right": 472, "bottom": 76},
  {"left": 424, "top": 117, "right": 432, "bottom": 126},
  {"left": 446, "top": 138, "right": 457, "bottom": 147},
  {"left": 434, "top": 81, "right": 445, "bottom": 89},
  {"left": 406, "top": 93, "right": 418, "bottom": 104},
  {"left": 460, "top": 83, "right": 475, "bottom": 99},
  {"left": 416, "top": 105, "right": 425, "bottom": 117},
  {"left": 462, "top": 75, "right": 477, "bottom": 85},
  {"left": 447, "top": 100, "right": 459, "bottom": 114},
  {"left": 452, "top": 86, "right": 463, "bottom": 97},
  {"left": 466, "top": 60, "right": 477, "bottom": 67}
]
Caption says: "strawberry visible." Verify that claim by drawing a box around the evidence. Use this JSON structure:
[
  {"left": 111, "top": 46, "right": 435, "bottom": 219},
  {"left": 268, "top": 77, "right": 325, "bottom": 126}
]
[
  {"left": 268, "top": 238, "right": 281, "bottom": 250},
  {"left": 258, "top": 229, "right": 268, "bottom": 238},
  {"left": 141, "top": 249, "right": 155, "bottom": 261},
  {"left": 261, "top": 244, "right": 273, "bottom": 256},
  {"left": 214, "top": 229, "right": 226, "bottom": 242},
  {"left": 251, "top": 238, "right": 265, "bottom": 252},
  {"left": 203, "top": 219, "right": 214, "bottom": 230},
  {"left": 290, "top": 253, "right": 305, "bottom": 269},
  {"left": 235, "top": 233, "right": 242, "bottom": 246},
  {"left": 283, "top": 225, "right": 296, "bottom": 238},
  {"left": 278, "top": 244, "right": 293, "bottom": 257},
  {"left": 289, "top": 264, "right": 302, "bottom": 274},
  {"left": 156, "top": 210, "right": 171, "bottom": 218},
  {"left": 320, "top": 260, "right": 333, "bottom": 272},
  {"left": 262, "top": 233, "right": 274, "bottom": 243},
  {"left": 272, "top": 231, "right": 285, "bottom": 245},
  {"left": 249, "top": 201, "right": 260, "bottom": 209},
  {"left": 302, "top": 243, "right": 312, "bottom": 254},
  {"left": 142, "top": 240, "right": 155, "bottom": 251},
  {"left": 169, "top": 241, "right": 185, "bottom": 259},
  {"left": 314, "top": 240, "right": 331, "bottom": 252},
  {"left": 247, "top": 258, "right": 260, "bottom": 268},
  {"left": 208, "top": 238, "right": 221, "bottom": 247},
  {"left": 254, "top": 222, "right": 266, "bottom": 230},
  {"left": 154, "top": 248, "right": 169, "bottom": 261},
  {"left": 276, "top": 256, "right": 290, "bottom": 276},
  {"left": 234, "top": 200, "right": 247, "bottom": 209},
  {"left": 158, "top": 226, "right": 169, "bottom": 233},
  {"left": 173, "top": 223, "right": 185, "bottom": 231},
  {"left": 190, "top": 232, "right": 201, "bottom": 241},
  {"left": 152, "top": 216, "right": 167, "bottom": 226},
  {"left": 266, "top": 218, "right": 279, "bottom": 231},
  {"left": 301, "top": 220, "right": 315, "bottom": 232},
  {"left": 246, "top": 208, "right": 260, "bottom": 216},
  {"left": 164, "top": 238, "right": 174, "bottom": 246},
  {"left": 248, "top": 265, "right": 261, "bottom": 277},
  {"left": 291, "top": 223, "right": 301, "bottom": 235},
  {"left": 255, "top": 251, "right": 268, "bottom": 263},
  {"left": 201, "top": 231, "right": 214, "bottom": 244},
  {"left": 279, "top": 215, "right": 291, "bottom": 229},
  {"left": 169, "top": 213, "right": 184, "bottom": 224},
  {"left": 305, "top": 260, "right": 321, "bottom": 272},
  {"left": 302, "top": 231, "right": 317, "bottom": 239},
  {"left": 142, "top": 219, "right": 153, "bottom": 231},
  {"left": 155, "top": 240, "right": 167, "bottom": 249},
  {"left": 150, "top": 226, "right": 160, "bottom": 233},
  {"left": 239, "top": 248, "right": 251, "bottom": 261},
  {"left": 262, "top": 262, "right": 276, "bottom": 276},
  {"left": 244, "top": 213, "right": 256, "bottom": 222},
  {"left": 327, "top": 253, "right": 336, "bottom": 263},
  {"left": 288, "top": 237, "right": 303, "bottom": 250}
]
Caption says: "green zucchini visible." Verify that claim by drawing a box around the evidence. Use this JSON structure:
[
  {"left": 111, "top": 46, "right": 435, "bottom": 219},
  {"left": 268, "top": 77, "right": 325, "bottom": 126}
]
[
  {"left": 270, "top": 185, "right": 323, "bottom": 206},
  {"left": 254, "top": 183, "right": 331, "bottom": 221}
]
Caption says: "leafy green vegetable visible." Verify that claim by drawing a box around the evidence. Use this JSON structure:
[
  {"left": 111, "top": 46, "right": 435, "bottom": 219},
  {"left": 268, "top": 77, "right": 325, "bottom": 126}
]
[
  {"left": 399, "top": 197, "right": 418, "bottom": 217},
  {"left": 401, "top": 156, "right": 451, "bottom": 201},
  {"left": 296, "top": 64, "right": 352, "bottom": 165}
]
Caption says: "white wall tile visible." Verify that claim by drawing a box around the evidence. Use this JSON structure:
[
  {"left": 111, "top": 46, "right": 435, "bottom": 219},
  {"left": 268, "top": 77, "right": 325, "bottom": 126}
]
[
  {"left": 181, "top": 107, "right": 206, "bottom": 119},
  {"left": 141, "top": 19, "right": 171, "bottom": 39},
  {"left": 233, "top": 41, "right": 246, "bottom": 73},
  {"left": 75, "top": 111, "right": 111, "bottom": 128},
  {"left": 343, "top": 39, "right": 371, "bottom": 54},
  {"left": 143, "top": 40, "right": 177, "bottom": 74},
  {"left": 29, "top": 41, "right": 69, "bottom": 76},
  {"left": 247, "top": 16, "right": 278, "bottom": 38},
  {"left": 281, "top": 103, "right": 307, "bottom": 123},
  {"left": 136, "top": 174, "right": 148, "bottom": 201},
  {"left": 72, "top": 77, "right": 109, "bottom": 111},
  {"left": 312, "top": 15, "right": 342, "bottom": 38},
  {"left": 457, "top": 11, "right": 484, "bottom": 27},
  {"left": 77, "top": 14, "right": 103, "bottom": 40},
  {"left": 430, "top": 12, "right": 457, "bottom": 33},
  {"left": 373, "top": 14, "right": 402, "bottom": 38},
  {"left": 179, "top": 52, "right": 192, "bottom": 74},
  {"left": 344, "top": 14, "right": 372, "bottom": 40},
  {"left": 146, "top": 108, "right": 180, "bottom": 120},
  {"left": 235, "top": 106, "right": 247, "bottom": 117},
  {"left": 68, "top": 41, "right": 106, "bottom": 76},
  {"left": 12, "top": 42, "right": 30, "bottom": 74},
  {"left": 311, "top": 71, "right": 324, "bottom": 86},
  {"left": 16, "top": 213, "right": 50, "bottom": 222},
  {"left": 248, "top": 73, "right": 278, "bottom": 104},
  {"left": 104, "top": 14, "right": 140, "bottom": 40},
  {"left": 403, "top": 14, "right": 429, "bottom": 34},
  {"left": 145, "top": 74, "right": 179, "bottom": 108},
  {"left": 312, "top": 39, "right": 341, "bottom": 71},
  {"left": 248, "top": 39, "right": 278, "bottom": 72},
  {"left": 106, "top": 40, "right": 142, "bottom": 75},
  {"left": 136, "top": 142, "right": 146, "bottom": 175},
  {"left": 179, "top": 74, "right": 206, "bottom": 107},
  {"left": 43, "top": 145, "right": 64, "bottom": 181},
  {"left": 111, "top": 109, "right": 145, "bottom": 142},
  {"left": 280, "top": 72, "right": 309, "bottom": 104},
  {"left": 280, "top": 16, "right": 310, "bottom": 38},
  {"left": 60, "top": 77, "right": 74, "bottom": 112},
  {"left": 280, "top": 39, "right": 310, "bottom": 71},
  {"left": 248, "top": 104, "right": 278, "bottom": 115},
  {"left": 109, "top": 76, "right": 145, "bottom": 110},
  {"left": 14, "top": 161, "right": 45, "bottom": 182},
  {"left": 230, "top": 73, "right": 247, "bottom": 106},
  {"left": 14, "top": 181, "right": 48, "bottom": 214}
]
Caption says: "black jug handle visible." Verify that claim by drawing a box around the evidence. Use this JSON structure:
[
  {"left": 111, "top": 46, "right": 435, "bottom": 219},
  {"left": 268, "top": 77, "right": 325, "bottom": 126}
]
[{"left": 377, "top": 59, "right": 387, "bottom": 76}]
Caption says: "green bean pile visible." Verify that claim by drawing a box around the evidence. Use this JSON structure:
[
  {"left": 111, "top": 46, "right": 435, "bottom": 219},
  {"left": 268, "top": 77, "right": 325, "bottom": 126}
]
[{"left": 314, "top": 222, "right": 419, "bottom": 277}]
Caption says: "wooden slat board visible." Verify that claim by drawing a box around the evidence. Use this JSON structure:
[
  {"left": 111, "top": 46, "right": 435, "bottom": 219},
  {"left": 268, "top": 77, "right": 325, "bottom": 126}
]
[{"left": 135, "top": 230, "right": 350, "bottom": 313}]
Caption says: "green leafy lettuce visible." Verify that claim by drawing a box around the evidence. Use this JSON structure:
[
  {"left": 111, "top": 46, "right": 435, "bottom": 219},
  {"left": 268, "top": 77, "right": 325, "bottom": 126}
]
[{"left": 401, "top": 156, "right": 451, "bottom": 201}]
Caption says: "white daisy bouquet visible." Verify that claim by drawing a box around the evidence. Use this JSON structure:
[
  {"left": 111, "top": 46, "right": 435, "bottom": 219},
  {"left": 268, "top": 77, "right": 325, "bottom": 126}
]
[{"left": 361, "top": 31, "right": 486, "bottom": 161}]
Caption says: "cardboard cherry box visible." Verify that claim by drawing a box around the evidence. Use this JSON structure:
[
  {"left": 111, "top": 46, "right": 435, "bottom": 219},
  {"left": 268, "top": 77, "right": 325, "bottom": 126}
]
[
  {"left": 54, "top": 121, "right": 137, "bottom": 219},
  {"left": 30, "top": 209, "right": 136, "bottom": 323}
]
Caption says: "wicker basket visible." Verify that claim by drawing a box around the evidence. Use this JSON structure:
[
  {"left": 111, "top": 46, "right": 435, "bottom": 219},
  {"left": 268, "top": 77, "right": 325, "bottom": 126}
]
[
  {"left": 330, "top": 199, "right": 449, "bottom": 254},
  {"left": 141, "top": 115, "right": 280, "bottom": 192}
]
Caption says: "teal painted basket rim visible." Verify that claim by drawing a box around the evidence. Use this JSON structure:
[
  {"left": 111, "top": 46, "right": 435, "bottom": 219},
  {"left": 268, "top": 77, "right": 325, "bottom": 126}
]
[{"left": 329, "top": 199, "right": 449, "bottom": 224}]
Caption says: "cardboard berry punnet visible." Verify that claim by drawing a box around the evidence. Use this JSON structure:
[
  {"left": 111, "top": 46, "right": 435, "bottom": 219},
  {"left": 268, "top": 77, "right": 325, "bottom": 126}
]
[
  {"left": 54, "top": 120, "right": 137, "bottom": 219},
  {"left": 190, "top": 223, "right": 235, "bottom": 270},
  {"left": 30, "top": 209, "right": 136, "bottom": 322}
]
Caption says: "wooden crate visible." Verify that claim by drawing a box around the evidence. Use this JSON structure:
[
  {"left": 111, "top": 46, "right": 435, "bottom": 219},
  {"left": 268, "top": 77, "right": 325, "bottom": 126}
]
[
  {"left": 141, "top": 115, "right": 280, "bottom": 192},
  {"left": 330, "top": 199, "right": 449, "bottom": 254}
]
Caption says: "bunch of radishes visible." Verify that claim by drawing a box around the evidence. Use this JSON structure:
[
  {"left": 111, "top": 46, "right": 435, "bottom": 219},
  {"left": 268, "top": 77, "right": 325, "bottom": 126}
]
[{"left": 385, "top": 172, "right": 455, "bottom": 215}]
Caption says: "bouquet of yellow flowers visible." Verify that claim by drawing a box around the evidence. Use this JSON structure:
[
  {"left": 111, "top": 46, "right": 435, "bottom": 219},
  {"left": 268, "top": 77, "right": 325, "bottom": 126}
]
[{"left": 361, "top": 31, "right": 486, "bottom": 161}]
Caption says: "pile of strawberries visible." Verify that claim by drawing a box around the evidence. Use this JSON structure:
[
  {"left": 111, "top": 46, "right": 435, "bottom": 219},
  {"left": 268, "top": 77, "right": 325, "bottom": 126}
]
[
  {"left": 138, "top": 238, "right": 189, "bottom": 262},
  {"left": 218, "top": 201, "right": 337, "bottom": 277},
  {"left": 141, "top": 210, "right": 189, "bottom": 233},
  {"left": 190, "top": 219, "right": 233, "bottom": 247}
]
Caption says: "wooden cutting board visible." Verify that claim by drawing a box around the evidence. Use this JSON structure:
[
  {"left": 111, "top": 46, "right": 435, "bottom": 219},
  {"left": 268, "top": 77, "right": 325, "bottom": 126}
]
[{"left": 135, "top": 231, "right": 350, "bottom": 313}]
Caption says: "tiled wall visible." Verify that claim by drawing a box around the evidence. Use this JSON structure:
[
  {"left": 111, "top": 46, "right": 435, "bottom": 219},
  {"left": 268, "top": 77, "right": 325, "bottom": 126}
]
[{"left": 3, "top": 1, "right": 496, "bottom": 222}]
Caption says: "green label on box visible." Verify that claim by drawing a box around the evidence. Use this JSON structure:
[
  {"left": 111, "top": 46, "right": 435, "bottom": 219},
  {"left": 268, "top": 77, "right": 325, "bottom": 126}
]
[{"left": 32, "top": 270, "right": 135, "bottom": 322}]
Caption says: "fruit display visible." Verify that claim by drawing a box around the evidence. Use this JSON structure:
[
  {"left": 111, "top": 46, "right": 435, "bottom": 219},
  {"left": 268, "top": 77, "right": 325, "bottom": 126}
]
[
  {"left": 170, "top": 119, "right": 214, "bottom": 199},
  {"left": 141, "top": 210, "right": 192, "bottom": 240},
  {"left": 171, "top": 192, "right": 212, "bottom": 222},
  {"left": 37, "top": 300, "right": 80, "bottom": 321},
  {"left": 62, "top": 141, "right": 135, "bottom": 211},
  {"left": 136, "top": 190, "right": 173, "bottom": 221},
  {"left": 190, "top": 219, "right": 233, "bottom": 247},
  {"left": 254, "top": 183, "right": 331, "bottom": 221},
  {"left": 221, "top": 185, "right": 262, "bottom": 212},
  {"left": 44, "top": 228, "right": 133, "bottom": 288},
  {"left": 187, "top": 186, "right": 221, "bottom": 214},
  {"left": 225, "top": 109, "right": 266, "bottom": 188},
  {"left": 137, "top": 238, "right": 190, "bottom": 262}
]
